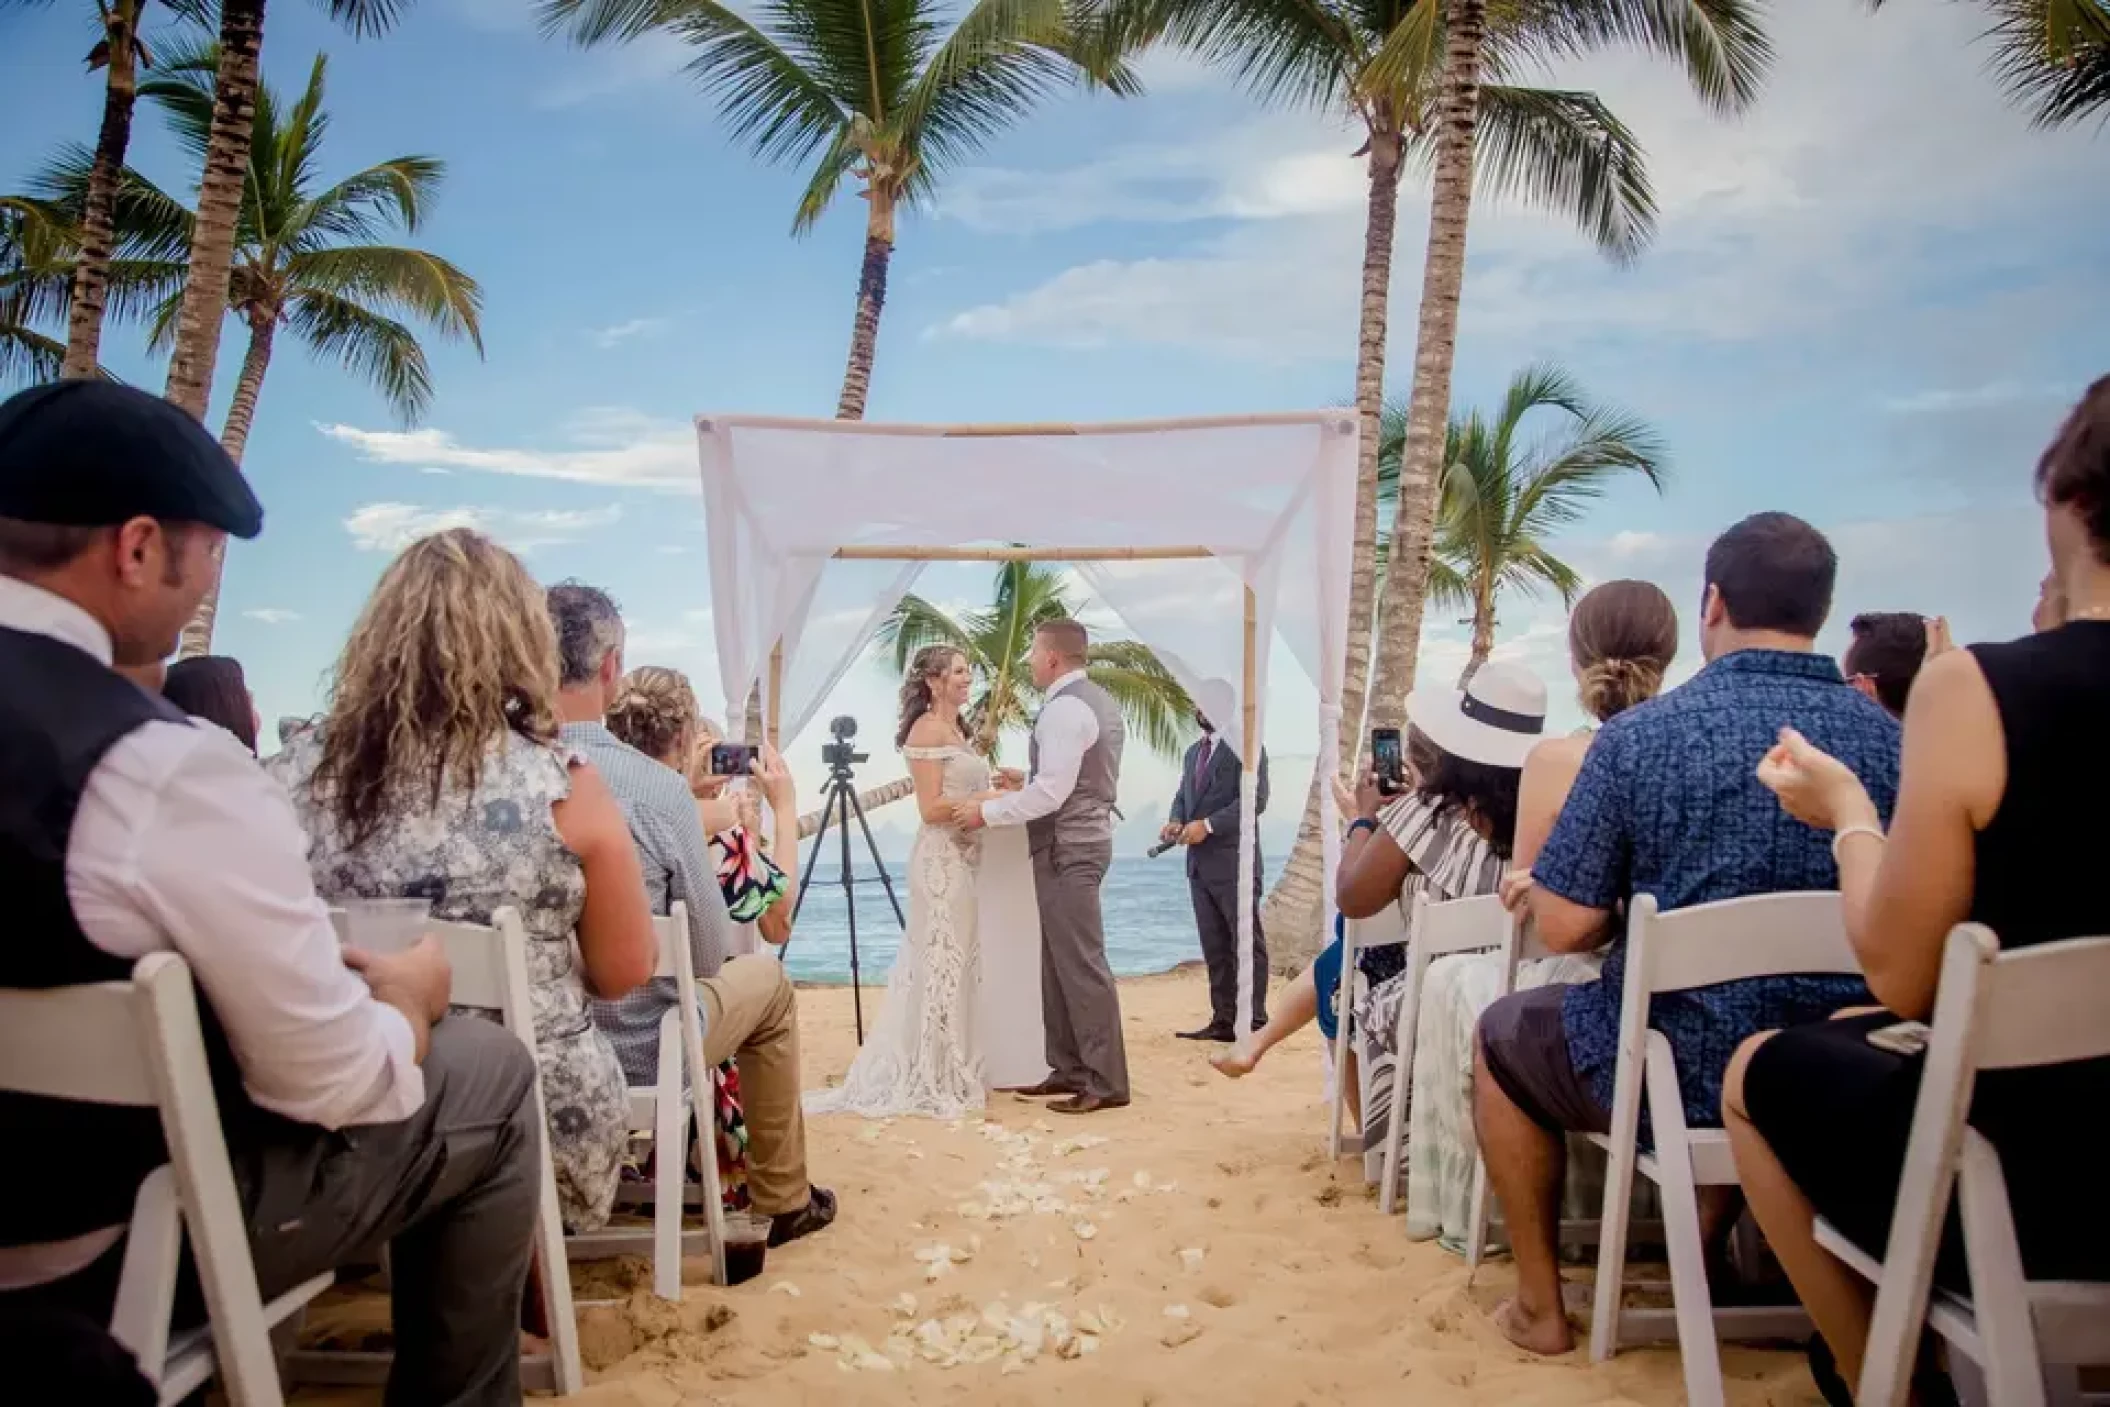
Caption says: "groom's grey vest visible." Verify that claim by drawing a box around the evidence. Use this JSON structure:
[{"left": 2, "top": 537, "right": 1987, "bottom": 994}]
[{"left": 1027, "top": 676, "right": 1125, "bottom": 848}]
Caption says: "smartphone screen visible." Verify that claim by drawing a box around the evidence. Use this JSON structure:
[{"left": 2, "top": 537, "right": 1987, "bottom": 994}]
[
  {"left": 710, "top": 742, "right": 755, "bottom": 777},
  {"left": 1371, "top": 728, "right": 1405, "bottom": 795}
]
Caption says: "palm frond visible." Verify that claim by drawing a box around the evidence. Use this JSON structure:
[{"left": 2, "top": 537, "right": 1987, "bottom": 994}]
[
  {"left": 874, "top": 592, "right": 982, "bottom": 673},
  {"left": 1498, "top": 539, "right": 1585, "bottom": 605},
  {"left": 290, "top": 155, "right": 446, "bottom": 249},
  {"left": 1463, "top": 84, "right": 1656, "bottom": 263},
  {"left": 900, "top": 0, "right": 1091, "bottom": 187},
  {"left": 135, "top": 36, "right": 221, "bottom": 163},
  {"left": 285, "top": 245, "right": 484, "bottom": 354},
  {"left": 0, "top": 322, "right": 66, "bottom": 388},
  {"left": 282, "top": 290, "right": 433, "bottom": 423},
  {"left": 1355, "top": 0, "right": 1441, "bottom": 115},
  {"left": 645, "top": 2, "right": 853, "bottom": 168},
  {"left": 320, "top": 0, "right": 414, "bottom": 38},
  {"left": 1982, "top": 0, "right": 2110, "bottom": 127},
  {"left": 1515, "top": 0, "right": 1771, "bottom": 116},
  {"left": 790, "top": 126, "right": 862, "bottom": 233},
  {"left": 1085, "top": 638, "right": 1194, "bottom": 761},
  {"left": 1101, "top": 0, "right": 1365, "bottom": 113},
  {"left": 1424, "top": 550, "right": 1475, "bottom": 613},
  {"left": 28, "top": 148, "right": 195, "bottom": 263}
]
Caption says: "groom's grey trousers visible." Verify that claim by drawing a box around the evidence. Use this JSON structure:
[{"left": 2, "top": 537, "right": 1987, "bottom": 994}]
[{"left": 1032, "top": 836, "right": 1131, "bottom": 1101}]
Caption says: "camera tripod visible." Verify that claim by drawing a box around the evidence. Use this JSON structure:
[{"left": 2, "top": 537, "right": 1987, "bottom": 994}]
[{"left": 784, "top": 717, "right": 906, "bottom": 1045}]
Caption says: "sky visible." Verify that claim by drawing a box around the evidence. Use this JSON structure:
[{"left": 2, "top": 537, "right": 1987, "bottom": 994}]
[{"left": 4, "top": 0, "right": 2105, "bottom": 860}]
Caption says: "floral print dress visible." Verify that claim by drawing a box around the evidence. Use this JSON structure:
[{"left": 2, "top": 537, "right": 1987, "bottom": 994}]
[{"left": 269, "top": 728, "right": 632, "bottom": 1233}]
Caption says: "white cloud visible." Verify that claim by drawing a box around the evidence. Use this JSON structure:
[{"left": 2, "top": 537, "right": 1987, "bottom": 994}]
[
  {"left": 930, "top": 0, "right": 2105, "bottom": 362},
  {"left": 242, "top": 607, "right": 301, "bottom": 625},
  {"left": 319, "top": 409, "right": 698, "bottom": 493},
  {"left": 1882, "top": 382, "right": 2072, "bottom": 416},
  {"left": 592, "top": 317, "right": 666, "bottom": 349},
  {"left": 344, "top": 502, "right": 624, "bottom": 555}
]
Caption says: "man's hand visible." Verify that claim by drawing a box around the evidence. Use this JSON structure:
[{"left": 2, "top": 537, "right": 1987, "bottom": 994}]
[
  {"left": 1158, "top": 821, "right": 1182, "bottom": 846},
  {"left": 345, "top": 935, "right": 452, "bottom": 1060},
  {"left": 954, "top": 800, "right": 987, "bottom": 832},
  {"left": 1179, "top": 820, "right": 1209, "bottom": 846},
  {"left": 995, "top": 767, "right": 1026, "bottom": 792}
]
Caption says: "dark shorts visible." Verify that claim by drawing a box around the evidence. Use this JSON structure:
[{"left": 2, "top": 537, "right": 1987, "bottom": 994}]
[
  {"left": 1743, "top": 1011, "right": 2110, "bottom": 1296},
  {"left": 1477, "top": 985, "right": 1611, "bottom": 1136}
]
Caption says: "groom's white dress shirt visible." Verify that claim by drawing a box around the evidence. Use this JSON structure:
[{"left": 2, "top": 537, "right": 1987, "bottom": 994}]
[{"left": 979, "top": 667, "right": 1098, "bottom": 828}]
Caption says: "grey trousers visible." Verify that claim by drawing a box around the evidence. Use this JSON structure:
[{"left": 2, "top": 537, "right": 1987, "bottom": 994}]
[
  {"left": 1033, "top": 838, "right": 1130, "bottom": 1101},
  {"left": 242, "top": 1014, "right": 541, "bottom": 1406},
  {"left": 1, "top": 1016, "right": 539, "bottom": 1406},
  {"left": 1190, "top": 865, "right": 1268, "bottom": 1030}
]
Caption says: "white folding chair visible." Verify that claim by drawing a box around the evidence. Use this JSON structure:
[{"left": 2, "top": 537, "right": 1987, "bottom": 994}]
[
  {"left": 0, "top": 953, "right": 332, "bottom": 1406},
  {"left": 1589, "top": 891, "right": 1850, "bottom": 1407},
  {"left": 294, "top": 906, "right": 583, "bottom": 1396},
  {"left": 1372, "top": 893, "right": 1517, "bottom": 1216},
  {"left": 1328, "top": 898, "right": 1409, "bottom": 1159},
  {"left": 567, "top": 903, "right": 729, "bottom": 1295},
  {"left": 1816, "top": 925, "right": 2110, "bottom": 1407}
]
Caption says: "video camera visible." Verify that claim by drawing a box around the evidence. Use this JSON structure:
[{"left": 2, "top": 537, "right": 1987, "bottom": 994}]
[{"left": 821, "top": 714, "right": 868, "bottom": 773}]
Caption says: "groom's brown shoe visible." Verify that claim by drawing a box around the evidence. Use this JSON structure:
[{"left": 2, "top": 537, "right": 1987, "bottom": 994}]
[
  {"left": 1049, "top": 1094, "right": 1130, "bottom": 1115},
  {"left": 999, "top": 1079, "right": 1081, "bottom": 1098}
]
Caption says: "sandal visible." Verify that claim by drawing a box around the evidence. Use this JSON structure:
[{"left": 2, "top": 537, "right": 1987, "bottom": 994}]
[{"left": 768, "top": 1186, "right": 837, "bottom": 1248}]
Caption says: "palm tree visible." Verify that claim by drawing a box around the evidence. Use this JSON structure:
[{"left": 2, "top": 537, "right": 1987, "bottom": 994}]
[
  {"left": 159, "top": 0, "right": 409, "bottom": 422},
  {"left": 2, "top": 0, "right": 204, "bottom": 379},
  {"left": 1956, "top": 0, "right": 2109, "bottom": 127},
  {"left": 75, "top": 46, "right": 483, "bottom": 652},
  {"left": 876, "top": 560, "right": 1194, "bottom": 763},
  {"left": 1376, "top": 364, "right": 1667, "bottom": 685},
  {"left": 539, "top": 0, "right": 1137, "bottom": 421},
  {"left": 1361, "top": 0, "right": 1765, "bottom": 793},
  {"left": 1, "top": 184, "right": 186, "bottom": 387},
  {"left": 1107, "top": 0, "right": 1747, "bottom": 963}
]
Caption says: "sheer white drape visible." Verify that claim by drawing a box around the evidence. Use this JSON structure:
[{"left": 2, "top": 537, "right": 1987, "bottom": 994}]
[{"left": 696, "top": 414, "right": 1357, "bottom": 1034}]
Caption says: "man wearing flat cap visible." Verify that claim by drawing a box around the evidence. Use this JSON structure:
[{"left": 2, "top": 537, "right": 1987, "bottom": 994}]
[{"left": 0, "top": 382, "right": 541, "bottom": 1404}]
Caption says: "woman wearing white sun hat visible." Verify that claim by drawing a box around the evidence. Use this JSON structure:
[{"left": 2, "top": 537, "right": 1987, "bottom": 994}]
[{"left": 1213, "top": 662, "right": 1546, "bottom": 1176}]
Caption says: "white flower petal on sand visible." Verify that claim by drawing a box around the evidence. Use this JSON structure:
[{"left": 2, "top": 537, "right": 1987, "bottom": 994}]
[
  {"left": 1098, "top": 1304, "right": 1126, "bottom": 1333},
  {"left": 808, "top": 1332, "right": 840, "bottom": 1350},
  {"left": 770, "top": 1280, "right": 802, "bottom": 1297},
  {"left": 1180, "top": 1247, "right": 1206, "bottom": 1273},
  {"left": 891, "top": 1292, "right": 918, "bottom": 1318},
  {"left": 1132, "top": 1170, "right": 1152, "bottom": 1189},
  {"left": 1163, "top": 1304, "right": 1191, "bottom": 1320},
  {"left": 1072, "top": 1220, "right": 1097, "bottom": 1241}
]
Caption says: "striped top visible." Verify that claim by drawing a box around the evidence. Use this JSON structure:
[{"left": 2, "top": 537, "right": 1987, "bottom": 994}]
[{"left": 1356, "top": 791, "right": 1507, "bottom": 990}]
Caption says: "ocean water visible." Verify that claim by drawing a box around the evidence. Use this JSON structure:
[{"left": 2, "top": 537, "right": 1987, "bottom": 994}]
[{"left": 779, "top": 855, "right": 1286, "bottom": 985}]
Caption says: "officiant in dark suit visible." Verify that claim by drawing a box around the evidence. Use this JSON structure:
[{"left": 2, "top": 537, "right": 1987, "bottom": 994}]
[{"left": 1162, "top": 705, "right": 1269, "bottom": 1041}]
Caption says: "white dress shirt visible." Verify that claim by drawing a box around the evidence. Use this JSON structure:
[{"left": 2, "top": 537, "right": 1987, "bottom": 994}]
[
  {"left": 981, "top": 669, "right": 1100, "bottom": 828},
  {"left": 0, "top": 578, "right": 424, "bottom": 1287}
]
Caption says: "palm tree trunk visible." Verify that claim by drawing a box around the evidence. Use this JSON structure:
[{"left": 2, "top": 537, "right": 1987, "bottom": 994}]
[
  {"left": 61, "top": 7, "right": 141, "bottom": 381},
  {"left": 176, "top": 314, "right": 273, "bottom": 658},
  {"left": 834, "top": 192, "right": 895, "bottom": 421},
  {"left": 1459, "top": 603, "right": 1495, "bottom": 688},
  {"left": 1259, "top": 122, "right": 1407, "bottom": 969},
  {"left": 161, "top": 0, "right": 266, "bottom": 420},
  {"left": 1364, "top": 0, "right": 1488, "bottom": 722}
]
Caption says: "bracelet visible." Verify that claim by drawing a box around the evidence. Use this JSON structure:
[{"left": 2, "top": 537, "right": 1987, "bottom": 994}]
[
  {"left": 1831, "top": 824, "right": 1886, "bottom": 865},
  {"left": 1348, "top": 817, "right": 1380, "bottom": 839}
]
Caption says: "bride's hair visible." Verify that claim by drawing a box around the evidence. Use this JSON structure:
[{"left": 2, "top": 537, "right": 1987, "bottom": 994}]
[{"left": 896, "top": 645, "right": 963, "bottom": 750}]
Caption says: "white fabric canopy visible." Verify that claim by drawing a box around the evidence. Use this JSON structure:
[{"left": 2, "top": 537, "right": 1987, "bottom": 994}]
[{"left": 696, "top": 413, "right": 1357, "bottom": 1044}]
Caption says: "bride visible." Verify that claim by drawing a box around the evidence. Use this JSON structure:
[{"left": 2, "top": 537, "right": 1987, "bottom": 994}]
[{"left": 805, "top": 645, "right": 1015, "bottom": 1119}]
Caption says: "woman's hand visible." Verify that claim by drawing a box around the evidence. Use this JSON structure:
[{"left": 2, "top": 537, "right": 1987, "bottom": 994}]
[
  {"left": 1353, "top": 768, "right": 1386, "bottom": 822},
  {"left": 1756, "top": 727, "right": 1879, "bottom": 832},
  {"left": 754, "top": 743, "right": 794, "bottom": 813},
  {"left": 1499, "top": 869, "right": 1535, "bottom": 913},
  {"left": 995, "top": 767, "right": 1025, "bottom": 792},
  {"left": 1329, "top": 773, "right": 1356, "bottom": 821},
  {"left": 688, "top": 740, "right": 731, "bottom": 800}
]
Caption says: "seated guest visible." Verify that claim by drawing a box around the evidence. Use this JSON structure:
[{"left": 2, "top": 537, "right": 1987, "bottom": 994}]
[
  {"left": 0, "top": 383, "right": 539, "bottom": 1402},
  {"left": 1214, "top": 664, "right": 1544, "bottom": 1156},
  {"left": 644, "top": 689, "right": 798, "bottom": 943},
  {"left": 1730, "top": 378, "right": 2110, "bottom": 1399},
  {"left": 547, "top": 583, "right": 836, "bottom": 1247},
  {"left": 1842, "top": 612, "right": 1930, "bottom": 720},
  {"left": 1479, "top": 511, "right": 1903, "bottom": 1356},
  {"left": 271, "top": 530, "right": 654, "bottom": 1235},
  {"left": 1385, "top": 581, "right": 1679, "bottom": 1248},
  {"left": 163, "top": 653, "right": 260, "bottom": 752}
]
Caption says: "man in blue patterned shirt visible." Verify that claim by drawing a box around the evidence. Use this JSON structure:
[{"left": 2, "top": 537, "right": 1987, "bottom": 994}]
[{"left": 1475, "top": 513, "right": 1900, "bottom": 1356}]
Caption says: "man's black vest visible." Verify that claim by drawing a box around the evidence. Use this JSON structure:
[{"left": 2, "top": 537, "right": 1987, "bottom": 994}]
[{"left": 0, "top": 625, "right": 252, "bottom": 1249}]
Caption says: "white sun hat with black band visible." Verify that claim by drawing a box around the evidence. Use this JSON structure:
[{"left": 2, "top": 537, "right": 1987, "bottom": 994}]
[{"left": 1405, "top": 660, "right": 1548, "bottom": 770}]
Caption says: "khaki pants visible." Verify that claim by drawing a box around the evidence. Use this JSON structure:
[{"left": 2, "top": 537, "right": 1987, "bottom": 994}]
[{"left": 698, "top": 956, "right": 809, "bottom": 1216}]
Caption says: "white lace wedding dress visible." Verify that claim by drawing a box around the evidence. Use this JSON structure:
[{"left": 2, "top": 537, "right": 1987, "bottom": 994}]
[{"left": 804, "top": 744, "right": 987, "bottom": 1119}]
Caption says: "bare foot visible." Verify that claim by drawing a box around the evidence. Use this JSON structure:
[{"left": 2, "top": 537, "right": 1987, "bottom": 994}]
[
  {"left": 1210, "top": 1043, "right": 1259, "bottom": 1079},
  {"left": 1493, "top": 1295, "right": 1575, "bottom": 1356}
]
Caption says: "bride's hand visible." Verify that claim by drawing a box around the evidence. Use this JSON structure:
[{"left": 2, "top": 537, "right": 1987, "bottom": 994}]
[{"left": 995, "top": 767, "right": 1025, "bottom": 792}]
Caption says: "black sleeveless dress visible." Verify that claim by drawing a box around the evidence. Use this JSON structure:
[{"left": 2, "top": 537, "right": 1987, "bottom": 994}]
[{"left": 1741, "top": 621, "right": 2110, "bottom": 1291}]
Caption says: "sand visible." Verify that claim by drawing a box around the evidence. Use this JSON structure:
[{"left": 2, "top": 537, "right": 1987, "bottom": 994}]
[{"left": 297, "top": 968, "right": 1822, "bottom": 1406}]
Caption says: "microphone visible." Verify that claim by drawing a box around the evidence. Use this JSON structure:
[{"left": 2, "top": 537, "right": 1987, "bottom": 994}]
[{"left": 1146, "top": 837, "right": 1178, "bottom": 859}]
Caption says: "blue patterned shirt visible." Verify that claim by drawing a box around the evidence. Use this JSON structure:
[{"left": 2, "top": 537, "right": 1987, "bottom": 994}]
[{"left": 1534, "top": 649, "right": 1901, "bottom": 1128}]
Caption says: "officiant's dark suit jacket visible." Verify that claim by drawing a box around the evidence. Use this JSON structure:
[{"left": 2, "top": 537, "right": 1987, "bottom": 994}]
[{"left": 1169, "top": 736, "right": 1268, "bottom": 885}]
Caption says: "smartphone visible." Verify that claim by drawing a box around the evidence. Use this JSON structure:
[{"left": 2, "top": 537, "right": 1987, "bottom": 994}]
[
  {"left": 1371, "top": 727, "right": 1406, "bottom": 796},
  {"left": 709, "top": 742, "right": 756, "bottom": 777},
  {"left": 1866, "top": 1020, "right": 1931, "bottom": 1058}
]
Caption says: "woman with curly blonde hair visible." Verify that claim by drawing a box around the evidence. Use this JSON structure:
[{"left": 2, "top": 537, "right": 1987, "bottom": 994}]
[{"left": 269, "top": 528, "right": 656, "bottom": 1234}]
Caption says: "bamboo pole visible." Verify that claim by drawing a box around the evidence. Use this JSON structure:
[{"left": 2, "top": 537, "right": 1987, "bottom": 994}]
[
  {"left": 795, "top": 776, "right": 914, "bottom": 840},
  {"left": 831, "top": 544, "right": 1216, "bottom": 563},
  {"left": 696, "top": 410, "right": 1355, "bottom": 440},
  {"left": 765, "top": 642, "right": 783, "bottom": 750}
]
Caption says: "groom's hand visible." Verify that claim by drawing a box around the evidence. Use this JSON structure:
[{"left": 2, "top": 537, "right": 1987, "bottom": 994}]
[
  {"left": 996, "top": 767, "right": 1026, "bottom": 792},
  {"left": 955, "top": 800, "right": 987, "bottom": 831}
]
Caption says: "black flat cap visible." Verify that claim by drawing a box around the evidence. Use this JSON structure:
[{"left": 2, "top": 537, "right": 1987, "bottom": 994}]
[{"left": 0, "top": 381, "right": 264, "bottom": 539}]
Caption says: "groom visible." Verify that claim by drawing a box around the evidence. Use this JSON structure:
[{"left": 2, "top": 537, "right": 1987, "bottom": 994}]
[{"left": 957, "top": 619, "right": 1131, "bottom": 1113}]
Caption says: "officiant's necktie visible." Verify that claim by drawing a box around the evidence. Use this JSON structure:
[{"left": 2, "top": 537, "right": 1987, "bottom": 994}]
[{"left": 1196, "top": 734, "right": 1213, "bottom": 779}]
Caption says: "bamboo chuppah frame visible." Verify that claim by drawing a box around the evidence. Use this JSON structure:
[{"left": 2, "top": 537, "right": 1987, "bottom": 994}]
[{"left": 698, "top": 409, "right": 1357, "bottom": 1056}]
